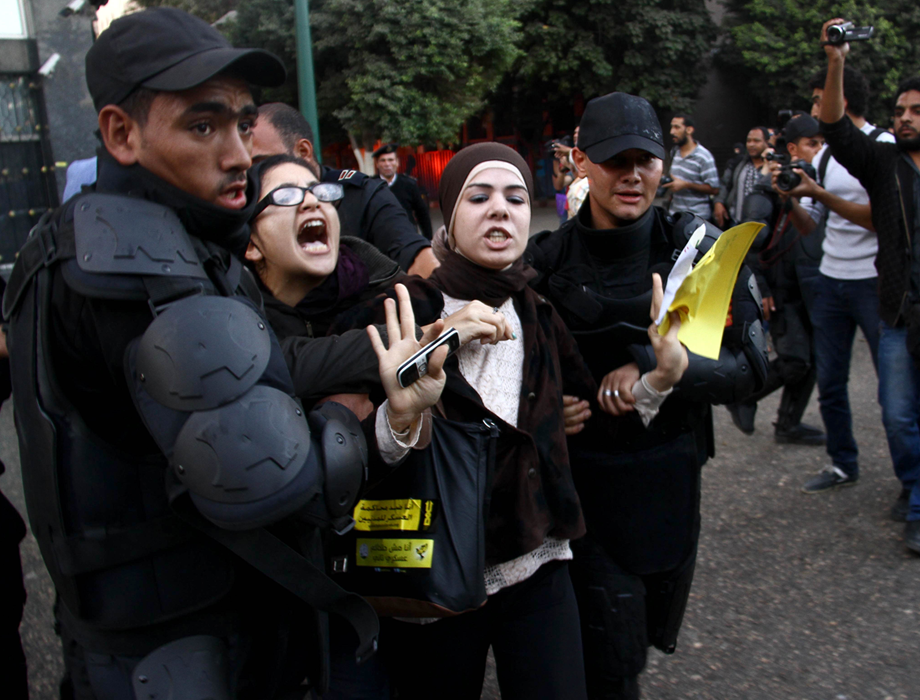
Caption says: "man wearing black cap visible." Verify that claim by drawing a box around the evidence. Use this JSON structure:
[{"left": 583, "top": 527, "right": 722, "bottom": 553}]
[
  {"left": 725, "top": 115, "right": 828, "bottom": 444},
  {"left": 1, "top": 8, "right": 409, "bottom": 698},
  {"left": 373, "top": 143, "right": 433, "bottom": 240},
  {"left": 526, "top": 92, "right": 768, "bottom": 700}
]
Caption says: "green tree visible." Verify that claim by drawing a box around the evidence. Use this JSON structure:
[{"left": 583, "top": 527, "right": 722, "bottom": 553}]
[
  {"left": 224, "top": 0, "right": 522, "bottom": 169},
  {"left": 510, "top": 0, "right": 718, "bottom": 114},
  {"left": 135, "top": 0, "right": 238, "bottom": 24},
  {"left": 136, "top": 0, "right": 521, "bottom": 164},
  {"left": 720, "top": 0, "right": 920, "bottom": 125}
]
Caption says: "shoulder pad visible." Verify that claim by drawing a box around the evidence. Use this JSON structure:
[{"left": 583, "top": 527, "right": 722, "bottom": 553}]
[
  {"left": 323, "top": 167, "right": 370, "bottom": 189},
  {"left": 137, "top": 295, "right": 272, "bottom": 412},
  {"left": 73, "top": 193, "right": 208, "bottom": 279},
  {"left": 670, "top": 211, "right": 721, "bottom": 263}
]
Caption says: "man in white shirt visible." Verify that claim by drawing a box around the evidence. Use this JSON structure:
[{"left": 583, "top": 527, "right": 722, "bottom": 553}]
[{"left": 779, "top": 64, "right": 895, "bottom": 494}]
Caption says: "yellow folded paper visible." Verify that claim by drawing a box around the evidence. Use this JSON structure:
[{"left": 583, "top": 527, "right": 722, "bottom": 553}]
[{"left": 658, "top": 221, "right": 763, "bottom": 360}]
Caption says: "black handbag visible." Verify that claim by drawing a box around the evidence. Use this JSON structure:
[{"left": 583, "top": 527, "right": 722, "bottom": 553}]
[{"left": 330, "top": 415, "right": 498, "bottom": 617}]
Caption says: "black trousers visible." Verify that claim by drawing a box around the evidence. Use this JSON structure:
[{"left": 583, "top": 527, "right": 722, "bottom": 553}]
[{"left": 382, "top": 561, "right": 587, "bottom": 700}]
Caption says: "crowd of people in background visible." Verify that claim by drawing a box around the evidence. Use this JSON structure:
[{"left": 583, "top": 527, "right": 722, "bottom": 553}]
[{"left": 1, "top": 8, "right": 919, "bottom": 700}]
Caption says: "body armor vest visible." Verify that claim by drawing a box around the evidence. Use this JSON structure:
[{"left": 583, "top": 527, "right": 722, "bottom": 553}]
[{"left": 3, "top": 194, "right": 377, "bottom": 674}]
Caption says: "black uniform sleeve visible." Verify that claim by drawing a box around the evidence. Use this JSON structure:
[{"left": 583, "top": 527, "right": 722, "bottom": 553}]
[
  {"left": 819, "top": 116, "right": 888, "bottom": 192},
  {"left": 364, "top": 184, "right": 431, "bottom": 271},
  {"left": 409, "top": 181, "right": 433, "bottom": 239},
  {"left": 281, "top": 328, "right": 386, "bottom": 406}
]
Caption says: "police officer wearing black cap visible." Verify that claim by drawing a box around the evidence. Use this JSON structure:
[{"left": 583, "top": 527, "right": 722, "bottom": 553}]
[
  {"left": 2, "top": 8, "right": 447, "bottom": 698},
  {"left": 372, "top": 143, "right": 433, "bottom": 240},
  {"left": 526, "top": 92, "right": 768, "bottom": 700}
]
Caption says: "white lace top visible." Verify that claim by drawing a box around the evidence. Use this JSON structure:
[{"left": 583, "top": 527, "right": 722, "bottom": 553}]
[{"left": 442, "top": 294, "right": 572, "bottom": 596}]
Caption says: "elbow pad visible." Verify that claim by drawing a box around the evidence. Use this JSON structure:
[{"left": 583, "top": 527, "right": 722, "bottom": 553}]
[
  {"left": 627, "top": 263, "right": 770, "bottom": 404},
  {"left": 674, "top": 328, "right": 766, "bottom": 405},
  {"left": 629, "top": 338, "right": 762, "bottom": 405},
  {"left": 132, "top": 295, "right": 366, "bottom": 531}
]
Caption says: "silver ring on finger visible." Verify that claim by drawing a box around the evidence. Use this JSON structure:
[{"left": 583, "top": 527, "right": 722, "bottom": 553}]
[
  {"left": 603, "top": 389, "right": 613, "bottom": 397},
  {"left": 492, "top": 306, "right": 500, "bottom": 314},
  {"left": 613, "top": 389, "right": 620, "bottom": 398}
]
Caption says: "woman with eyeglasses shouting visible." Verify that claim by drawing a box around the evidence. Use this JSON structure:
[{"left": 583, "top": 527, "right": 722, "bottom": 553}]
[
  {"left": 247, "top": 154, "right": 514, "bottom": 417},
  {"left": 246, "top": 153, "right": 515, "bottom": 699}
]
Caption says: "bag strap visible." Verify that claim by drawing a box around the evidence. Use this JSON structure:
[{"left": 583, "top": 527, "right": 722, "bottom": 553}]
[
  {"left": 172, "top": 497, "right": 379, "bottom": 665},
  {"left": 816, "top": 147, "right": 832, "bottom": 187}
]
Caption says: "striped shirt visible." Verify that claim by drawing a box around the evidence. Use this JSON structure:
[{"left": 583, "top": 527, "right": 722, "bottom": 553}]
[{"left": 668, "top": 143, "right": 720, "bottom": 219}]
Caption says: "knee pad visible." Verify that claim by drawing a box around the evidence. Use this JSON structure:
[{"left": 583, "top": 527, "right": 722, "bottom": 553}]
[
  {"left": 573, "top": 569, "right": 648, "bottom": 679},
  {"left": 132, "top": 636, "right": 230, "bottom": 700}
]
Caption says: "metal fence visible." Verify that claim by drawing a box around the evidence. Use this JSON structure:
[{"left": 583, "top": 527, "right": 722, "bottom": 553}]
[{"left": 0, "top": 74, "right": 59, "bottom": 265}]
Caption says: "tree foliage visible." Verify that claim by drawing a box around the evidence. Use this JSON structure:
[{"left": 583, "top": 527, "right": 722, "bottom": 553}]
[
  {"left": 721, "top": 0, "right": 920, "bottom": 125},
  {"left": 511, "top": 0, "right": 718, "bottom": 113},
  {"left": 134, "top": 0, "right": 237, "bottom": 24},
  {"left": 225, "top": 0, "right": 521, "bottom": 148}
]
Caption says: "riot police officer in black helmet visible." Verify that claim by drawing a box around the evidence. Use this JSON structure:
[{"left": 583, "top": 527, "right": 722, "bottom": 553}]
[
  {"left": 526, "top": 92, "right": 769, "bottom": 700},
  {"left": 2, "top": 8, "right": 449, "bottom": 698}
]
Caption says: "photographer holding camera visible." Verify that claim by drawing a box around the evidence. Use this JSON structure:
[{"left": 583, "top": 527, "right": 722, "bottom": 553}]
[
  {"left": 816, "top": 17, "right": 920, "bottom": 552},
  {"left": 726, "top": 115, "right": 827, "bottom": 445},
  {"left": 766, "top": 55, "right": 895, "bottom": 497}
]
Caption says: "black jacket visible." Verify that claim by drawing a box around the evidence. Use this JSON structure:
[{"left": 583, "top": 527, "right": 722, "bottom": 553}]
[
  {"left": 820, "top": 115, "right": 919, "bottom": 325},
  {"left": 525, "top": 205, "right": 767, "bottom": 575},
  {"left": 375, "top": 174, "right": 433, "bottom": 240},
  {"left": 321, "top": 166, "right": 430, "bottom": 271}
]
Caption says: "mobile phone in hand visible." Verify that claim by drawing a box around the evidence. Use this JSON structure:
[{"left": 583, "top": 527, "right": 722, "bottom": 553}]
[{"left": 397, "top": 328, "right": 461, "bottom": 388}]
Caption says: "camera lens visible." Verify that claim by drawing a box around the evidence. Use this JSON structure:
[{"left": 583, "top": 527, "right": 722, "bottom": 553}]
[
  {"left": 827, "top": 23, "right": 850, "bottom": 45},
  {"left": 776, "top": 171, "right": 801, "bottom": 191}
]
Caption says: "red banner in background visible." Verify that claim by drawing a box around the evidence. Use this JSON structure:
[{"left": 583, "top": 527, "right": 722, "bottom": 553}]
[{"left": 409, "top": 150, "right": 454, "bottom": 203}]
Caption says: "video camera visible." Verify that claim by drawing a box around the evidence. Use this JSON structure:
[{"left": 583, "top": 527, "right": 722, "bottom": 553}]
[
  {"left": 765, "top": 152, "right": 817, "bottom": 191},
  {"left": 826, "top": 22, "right": 874, "bottom": 46}
]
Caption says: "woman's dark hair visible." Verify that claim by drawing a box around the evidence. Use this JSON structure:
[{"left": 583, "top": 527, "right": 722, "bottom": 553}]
[
  {"left": 808, "top": 66, "right": 870, "bottom": 118},
  {"left": 252, "top": 154, "right": 315, "bottom": 190}
]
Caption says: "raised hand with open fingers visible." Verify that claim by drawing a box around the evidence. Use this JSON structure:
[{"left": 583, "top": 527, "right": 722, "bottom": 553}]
[
  {"left": 646, "top": 272, "right": 689, "bottom": 392},
  {"left": 367, "top": 283, "right": 448, "bottom": 434}
]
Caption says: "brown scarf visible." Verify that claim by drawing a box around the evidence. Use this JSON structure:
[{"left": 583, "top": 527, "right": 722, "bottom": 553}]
[{"left": 429, "top": 249, "right": 537, "bottom": 308}]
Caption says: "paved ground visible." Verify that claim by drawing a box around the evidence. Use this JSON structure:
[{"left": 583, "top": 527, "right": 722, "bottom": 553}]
[{"left": 4, "top": 204, "right": 919, "bottom": 697}]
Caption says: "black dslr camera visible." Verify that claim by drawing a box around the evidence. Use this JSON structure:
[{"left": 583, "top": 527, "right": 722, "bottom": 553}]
[
  {"left": 766, "top": 152, "right": 818, "bottom": 191},
  {"left": 656, "top": 174, "right": 673, "bottom": 199},
  {"left": 826, "top": 22, "right": 874, "bottom": 46}
]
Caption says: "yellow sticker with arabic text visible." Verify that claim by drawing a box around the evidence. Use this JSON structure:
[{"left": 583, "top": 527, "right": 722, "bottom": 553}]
[
  {"left": 355, "top": 539, "right": 434, "bottom": 568},
  {"left": 353, "top": 498, "right": 431, "bottom": 532}
]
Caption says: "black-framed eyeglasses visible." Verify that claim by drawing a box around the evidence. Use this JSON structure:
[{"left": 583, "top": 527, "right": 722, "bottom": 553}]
[{"left": 251, "top": 183, "right": 345, "bottom": 221}]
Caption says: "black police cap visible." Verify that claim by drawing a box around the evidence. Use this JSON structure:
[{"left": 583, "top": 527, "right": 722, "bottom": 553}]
[
  {"left": 373, "top": 144, "right": 399, "bottom": 159},
  {"left": 577, "top": 92, "right": 665, "bottom": 163},
  {"left": 86, "top": 7, "right": 286, "bottom": 112}
]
